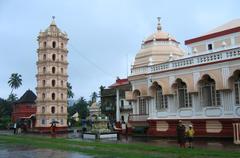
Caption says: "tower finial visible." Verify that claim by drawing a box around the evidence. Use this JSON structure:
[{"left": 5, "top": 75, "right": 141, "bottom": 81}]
[
  {"left": 51, "top": 16, "right": 56, "bottom": 25},
  {"left": 157, "top": 17, "right": 162, "bottom": 31}
]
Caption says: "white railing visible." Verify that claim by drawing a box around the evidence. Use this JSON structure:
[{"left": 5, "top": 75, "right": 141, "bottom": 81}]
[
  {"left": 128, "top": 114, "right": 149, "bottom": 122},
  {"left": 131, "top": 47, "right": 240, "bottom": 76}
]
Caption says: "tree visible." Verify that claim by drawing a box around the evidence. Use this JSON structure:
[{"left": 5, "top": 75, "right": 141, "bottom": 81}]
[
  {"left": 7, "top": 93, "right": 18, "bottom": 102},
  {"left": 68, "top": 97, "right": 89, "bottom": 119},
  {"left": 8, "top": 73, "right": 22, "bottom": 94},
  {"left": 67, "top": 82, "right": 74, "bottom": 99},
  {"left": 0, "top": 98, "right": 12, "bottom": 117}
]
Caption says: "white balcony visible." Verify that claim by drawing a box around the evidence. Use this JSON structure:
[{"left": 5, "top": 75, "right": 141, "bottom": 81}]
[{"left": 131, "top": 46, "right": 240, "bottom": 76}]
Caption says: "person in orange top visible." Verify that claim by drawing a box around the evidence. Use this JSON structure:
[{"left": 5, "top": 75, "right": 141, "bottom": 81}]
[{"left": 186, "top": 124, "right": 195, "bottom": 148}]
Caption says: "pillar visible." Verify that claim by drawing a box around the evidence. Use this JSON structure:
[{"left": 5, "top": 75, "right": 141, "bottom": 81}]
[
  {"left": 233, "top": 123, "right": 240, "bottom": 144},
  {"left": 116, "top": 89, "right": 120, "bottom": 122}
]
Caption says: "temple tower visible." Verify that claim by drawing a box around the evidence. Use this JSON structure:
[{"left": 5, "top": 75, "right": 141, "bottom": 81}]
[{"left": 35, "top": 17, "right": 68, "bottom": 131}]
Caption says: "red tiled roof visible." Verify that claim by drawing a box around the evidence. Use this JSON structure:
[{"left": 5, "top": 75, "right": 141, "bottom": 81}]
[{"left": 109, "top": 78, "right": 129, "bottom": 88}]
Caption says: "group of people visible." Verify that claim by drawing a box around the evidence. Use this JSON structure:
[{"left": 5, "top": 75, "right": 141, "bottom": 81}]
[{"left": 176, "top": 120, "right": 194, "bottom": 148}]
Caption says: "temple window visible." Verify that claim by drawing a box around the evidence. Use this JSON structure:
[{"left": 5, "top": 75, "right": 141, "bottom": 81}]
[
  {"left": 42, "top": 93, "right": 45, "bottom": 100},
  {"left": 51, "top": 106, "right": 55, "bottom": 114},
  {"left": 199, "top": 75, "right": 221, "bottom": 107},
  {"left": 139, "top": 97, "right": 148, "bottom": 114},
  {"left": 41, "top": 119, "right": 45, "bottom": 125},
  {"left": 42, "top": 80, "right": 46, "bottom": 87},
  {"left": 43, "top": 54, "right": 46, "bottom": 60},
  {"left": 175, "top": 79, "right": 192, "bottom": 108},
  {"left": 52, "top": 54, "right": 56, "bottom": 61},
  {"left": 61, "top": 68, "right": 64, "bottom": 74},
  {"left": 52, "top": 93, "right": 55, "bottom": 100},
  {"left": 42, "top": 106, "right": 45, "bottom": 113},
  {"left": 234, "top": 72, "right": 240, "bottom": 105},
  {"left": 52, "top": 80, "right": 56, "bottom": 87},
  {"left": 208, "top": 44, "right": 213, "bottom": 50},
  {"left": 43, "top": 67, "right": 46, "bottom": 73},
  {"left": 61, "top": 93, "right": 63, "bottom": 100},
  {"left": 61, "top": 55, "right": 64, "bottom": 61},
  {"left": 61, "top": 43, "right": 64, "bottom": 49},
  {"left": 61, "top": 106, "right": 64, "bottom": 113},
  {"left": 156, "top": 85, "right": 168, "bottom": 110},
  {"left": 52, "top": 67, "right": 55, "bottom": 74},
  {"left": 61, "top": 80, "right": 63, "bottom": 86},
  {"left": 43, "top": 41, "right": 47, "bottom": 48},
  {"left": 52, "top": 41, "right": 56, "bottom": 48}
]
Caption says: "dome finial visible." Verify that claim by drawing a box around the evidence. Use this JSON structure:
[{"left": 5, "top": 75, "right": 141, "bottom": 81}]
[
  {"left": 51, "top": 16, "right": 56, "bottom": 25},
  {"left": 157, "top": 17, "right": 162, "bottom": 31}
]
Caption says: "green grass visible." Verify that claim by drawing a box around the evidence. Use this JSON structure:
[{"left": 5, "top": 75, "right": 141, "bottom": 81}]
[{"left": 0, "top": 135, "right": 239, "bottom": 158}]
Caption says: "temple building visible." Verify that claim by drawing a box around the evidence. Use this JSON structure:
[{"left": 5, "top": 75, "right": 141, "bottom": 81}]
[
  {"left": 126, "top": 18, "right": 240, "bottom": 137},
  {"left": 12, "top": 89, "right": 37, "bottom": 129},
  {"left": 35, "top": 17, "right": 69, "bottom": 132}
]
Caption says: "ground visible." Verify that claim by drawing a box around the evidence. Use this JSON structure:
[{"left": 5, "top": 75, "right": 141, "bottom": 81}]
[{"left": 0, "top": 134, "right": 239, "bottom": 158}]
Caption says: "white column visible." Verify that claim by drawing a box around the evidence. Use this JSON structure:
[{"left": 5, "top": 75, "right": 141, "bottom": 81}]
[
  {"left": 116, "top": 88, "right": 120, "bottom": 122},
  {"left": 233, "top": 123, "right": 240, "bottom": 144}
]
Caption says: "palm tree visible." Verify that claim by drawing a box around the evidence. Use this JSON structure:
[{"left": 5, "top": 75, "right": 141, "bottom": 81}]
[
  {"left": 67, "top": 82, "right": 74, "bottom": 99},
  {"left": 8, "top": 73, "right": 22, "bottom": 95}
]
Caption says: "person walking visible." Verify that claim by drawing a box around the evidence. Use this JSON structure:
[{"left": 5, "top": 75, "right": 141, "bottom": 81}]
[
  {"left": 186, "top": 124, "right": 194, "bottom": 148},
  {"left": 176, "top": 120, "right": 186, "bottom": 148}
]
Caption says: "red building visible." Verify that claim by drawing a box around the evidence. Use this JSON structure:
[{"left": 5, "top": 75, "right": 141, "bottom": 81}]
[{"left": 12, "top": 90, "right": 37, "bottom": 129}]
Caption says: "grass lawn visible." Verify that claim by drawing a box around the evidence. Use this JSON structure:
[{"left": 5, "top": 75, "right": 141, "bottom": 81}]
[{"left": 0, "top": 134, "right": 239, "bottom": 158}]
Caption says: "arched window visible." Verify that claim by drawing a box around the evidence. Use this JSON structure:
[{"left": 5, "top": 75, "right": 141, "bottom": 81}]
[
  {"left": 61, "top": 43, "right": 64, "bottom": 49},
  {"left": 51, "top": 106, "right": 55, "bottom": 114},
  {"left": 43, "top": 67, "right": 46, "bottom": 73},
  {"left": 52, "top": 54, "right": 56, "bottom": 61},
  {"left": 61, "top": 80, "right": 63, "bottom": 86},
  {"left": 175, "top": 79, "right": 192, "bottom": 108},
  {"left": 52, "top": 80, "right": 56, "bottom": 87},
  {"left": 61, "top": 93, "right": 63, "bottom": 100},
  {"left": 42, "top": 80, "right": 46, "bottom": 87},
  {"left": 156, "top": 85, "right": 168, "bottom": 110},
  {"left": 42, "top": 106, "right": 45, "bottom": 113},
  {"left": 139, "top": 97, "right": 148, "bottom": 114},
  {"left": 43, "top": 41, "right": 47, "bottom": 48},
  {"left": 43, "top": 54, "right": 46, "bottom": 60},
  {"left": 234, "top": 71, "right": 240, "bottom": 105},
  {"left": 61, "top": 55, "right": 63, "bottom": 61},
  {"left": 61, "top": 68, "right": 63, "bottom": 74},
  {"left": 42, "top": 93, "right": 45, "bottom": 100},
  {"left": 52, "top": 67, "right": 55, "bottom": 74},
  {"left": 52, "top": 41, "right": 56, "bottom": 48},
  {"left": 199, "top": 75, "right": 220, "bottom": 106},
  {"left": 52, "top": 93, "right": 55, "bottom": 100},
  {"left": 60, "top": 119, "right": 64, "bottom": 125},
  {"left": 61, "top": 106, "right": 64, "bottom": 113},
  {"left": 41, "top": 119, "right": 45, "bottom": 125}
]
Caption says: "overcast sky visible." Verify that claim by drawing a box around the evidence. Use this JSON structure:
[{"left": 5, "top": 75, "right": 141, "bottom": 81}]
[{"left": 0, "top": 0, "right": 240, "bottom": 100}]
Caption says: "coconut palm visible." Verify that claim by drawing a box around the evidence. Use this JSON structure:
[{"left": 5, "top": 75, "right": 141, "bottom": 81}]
[
  {"left": 8, "top": 73, "right": 22, "bottom": 95},
  {"left": 67, "top": 82, "right": 74, "bottom": 99}
]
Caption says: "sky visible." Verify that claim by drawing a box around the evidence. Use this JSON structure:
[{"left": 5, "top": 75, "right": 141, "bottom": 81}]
[{"left": 0, "top": 0, "right": 240, "bottom": 101}]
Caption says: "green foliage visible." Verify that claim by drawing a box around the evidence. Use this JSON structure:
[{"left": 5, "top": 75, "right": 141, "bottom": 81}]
[
  {"left": 68, "top": 97, "right": 89, "bottom": 119},
  {"left": 0, "top": 98, "right": 13, "bottom": 117},
  {"left": 0, "top": 116, "right": 11, "bottom": 129},
  {"left": 7, "top": 93, "right": 18, "bottom": 102},
  {"left": 8, "top": 73, "right": 22, "bottom": 94},
  {"left": 67, "top": 82, "right": 74, "bottom": 99}
]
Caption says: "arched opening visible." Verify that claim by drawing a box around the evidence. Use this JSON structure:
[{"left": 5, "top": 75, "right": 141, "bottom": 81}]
[
  {"left": 52, "top": 41, "right": 56, "bottom": 48},
  {"left": 60, "top": 119, "right": 64, "bottom": 125},
  {"left": 52, "top": 93, "right": 55, "bottom": 100},
  {"left": 61, "top": 55, "right": 63, "bottom": 61},
  {"left": 231, "top": 70, "right": 240, "bottom": 105},
  {"left": 61, "top": 80, "right": 63, "bottom": 86},
  {"left": 173, "top": 78, "right": 192, "bottom": 108},
  {"left": 155, "top": 83, "right": 168, "bottom": 110},
  {"left": 51, "top": 106, "right": 55, "bottom": 114},
  {"left": 52, "top": 67, "right": 55, "bottom": 74},
  {"left": 61, "top": 43, "right": 64, "bottom": 49},
  {"left": 198, "top": 75, "right": 220, "bottom": 106},
  {"left": 42, "top": 106, "right": 45, "bottom": 113},
  {"left": 43, "top": 67, "right": 46, "bottom": 73},
  {"left": 42, "top": 93, "right": 45, "bottom": 100},
  {"left": 43, "top": 54, "right": 46, "bottom": 60},
  {"left": 61, "top": 68, "right": 64, "bottom": 74},
  {"left": 61, "top": 106, "right": 64, "bottom": 113},
  {"left": 43, "top": 41, "right": 47, "bottom": 48},
  {"left": 52, "top": 80, "right": 56, "bottom": 87},
  {"left": 61, "top": 93, "right": 63, "bottom": 100},
  {"left": 41, "top": 119, "right": 45, "bottom": 125},
  {"left": 52, "top": 54, "right": 56, "bottom": 61},
  {"left": 42, "top": 80, "right": 46, "bottom": 87}
]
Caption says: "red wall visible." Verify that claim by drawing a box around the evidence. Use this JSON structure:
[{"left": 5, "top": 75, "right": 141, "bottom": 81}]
[{"left": 12, "top": 103, "right": 36, "bottom": 122}]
